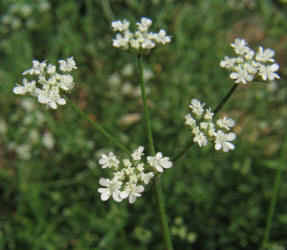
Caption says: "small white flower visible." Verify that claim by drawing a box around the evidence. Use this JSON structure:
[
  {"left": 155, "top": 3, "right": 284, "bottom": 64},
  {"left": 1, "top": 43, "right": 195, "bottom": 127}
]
[
  {"left": 193, "top": 131, "right": 208, "bottom": 147},
  {"left": 98, "top": 178, "right": 122, "bottom": 202},
  {"left": 121, "top": 182, "right": 144, "bottom": 203},
  {"left": 256, "top": 46, "right": 275, "bottom": 62},
  {"left": 23, "top": 60, "right": 46, "bottom": 75},
  {"left": 136, "top": 17, "right": 152, "bottom": 32},
  {"left": 99, "top": 152, "right": 120, "bottom": 169},
  {"left": 113, "top": 170, "right": 125, "bottom": 181},
  {"left": 258, "top": 63, "right": 280, "bottom": 81},
  {"left": 147, "top": 152, "right": 173, "bottom": 173},
  {"left": 123, "top": 158, "right": 132, "bottom": 167},
  {"left": 13, "top": 79, "right": 36, "bottom": 95},
  {"left": 47, "top": 64, "right": 56, "bottom": 74},
  {"left": 131, "top": 146, "right": 145, "bottom": 161},
  {"left": 139, "top": 172, "right": 154, "bottom": 185},
  {"left": 185, "top": 113, "right": 196, "bottom": 127},
  {"left": 58, "top": 57, "right": 77, "bottom": 72},
  {"left": 216, "top": 117, "right": 235, "bottom": 130},
  {"left": 142, "top": 39, "right": 155, "bottom": 49},
  {"left": 189, "top": 99, "right": 205, "bottom": 118},
  {"left": 220, "top": 56, "right": 236, "bottom": 69},
  {"left": 136, "top": 163, "right": 145, "bottom": 172},
  {"left": 111, "top": 19, "right": 130, "bottom": 32},
  {"left": 42, "top": 132, "right": 55, "bottom": 149},
  {"left": 231, "top": 38, "right": 249, "bottom": 55},
  {"left": 124, "top": 166, "right": 135, "bottom": 175},
  {"left": 215, "top": 130, "right": 236, "bottom": 152},
  {"left": 230, "top": 65, "right": 254, "bottom": 84},
  {"left": 204, "top": 108, "right": 214, "bottom": 121}
]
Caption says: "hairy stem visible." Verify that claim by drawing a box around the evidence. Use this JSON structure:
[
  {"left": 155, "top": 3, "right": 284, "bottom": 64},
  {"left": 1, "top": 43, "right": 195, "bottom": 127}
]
[
  {"left": 65, "top": 96, "right": 130, "bottom": 154},
  {"left": 172, "top": 83, "right": 239, "bottom": 162},
  {"left": 137, "top": 55, "right": 173, "bottom": 250},
  {"left": 261, "top": 130, "right": 287, "bottom": 249}
]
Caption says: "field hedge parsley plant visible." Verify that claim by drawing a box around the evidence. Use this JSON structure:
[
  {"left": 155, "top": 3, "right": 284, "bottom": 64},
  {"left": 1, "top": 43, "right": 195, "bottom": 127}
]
[{"left": 12, "top": 17, "right": 281, "bottom": 250}]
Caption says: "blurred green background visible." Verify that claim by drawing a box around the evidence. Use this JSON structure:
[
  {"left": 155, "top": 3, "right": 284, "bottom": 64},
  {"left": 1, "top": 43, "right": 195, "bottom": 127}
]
[{"left": 1, "top": 0, "right": 287, "bottom": 249}]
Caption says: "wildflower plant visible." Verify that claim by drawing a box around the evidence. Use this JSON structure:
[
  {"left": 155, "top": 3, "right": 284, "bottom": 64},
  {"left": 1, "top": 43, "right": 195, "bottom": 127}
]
[{"left": 11, "top": 15, "right": 282, "bottom": 250}]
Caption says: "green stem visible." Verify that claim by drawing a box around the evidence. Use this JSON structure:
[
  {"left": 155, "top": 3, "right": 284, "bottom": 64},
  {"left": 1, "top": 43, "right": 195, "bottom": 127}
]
[
  {"left": 65, "top": 96, "right": 130, "bottom": 154},
  {"left": 261, "top": 130, "right": 287, "bottom": 249},
  {"left": 172, "top": 83, "right": 239, "bottom": 162},
  {"left": 138, "top": 55, "right": 155, "bottom": 155},
  {"left": 213, "top": 84, "right": 239, "bottom": 115},
  {"left": 137, "top": 55, "right": 173, "bottom": 250}
]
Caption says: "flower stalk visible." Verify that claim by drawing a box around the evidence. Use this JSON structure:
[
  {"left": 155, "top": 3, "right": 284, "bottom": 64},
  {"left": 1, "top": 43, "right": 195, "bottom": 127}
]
[
  {"left": 138, "top": 55, "right": 173, "bottom": 250},
  {"left": 65, "top": 96, "right": 130, "bottom": 154}
]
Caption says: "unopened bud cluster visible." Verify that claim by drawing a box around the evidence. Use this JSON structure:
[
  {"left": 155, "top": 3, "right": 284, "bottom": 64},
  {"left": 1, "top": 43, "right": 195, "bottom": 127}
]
[
  {"left": 98, "top": 146, "right": 173, "bottom": 203},
  {"left": 111, "top": 17, "right": 171, "bottom": 52},
  {"left": 185, "top": 99, "right": 236, "bottom": 152},
  {"left": 13, "top": 57, "right": 77, "bottom": 109},
  {"left": 220, "top": 38, "right": 280, "bottom": 84}
]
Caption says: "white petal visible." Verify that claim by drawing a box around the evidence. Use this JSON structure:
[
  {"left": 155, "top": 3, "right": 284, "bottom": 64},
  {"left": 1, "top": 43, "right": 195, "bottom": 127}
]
[
  {"left": 129, "top": 195, "right": 136, "bottom": 203},
  {"left": 57, "top": 98, "right": 66, "bottom": 105},
  {"left": 101, "top": 191, "right": 111, "bottom": 201},
  {"left": 99, "top": 178, "right": 109, "bottom": 187},
  {"left": 13, "top": 86, "right": 25, "bottom": 94}
]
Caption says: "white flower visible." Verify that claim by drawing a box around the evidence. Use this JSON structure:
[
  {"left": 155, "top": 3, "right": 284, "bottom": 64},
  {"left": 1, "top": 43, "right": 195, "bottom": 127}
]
[
  {"left": 136, "top": 17, "right": 152, "bottom": 32},
  {"left": 193, "top": 131, "right": 208, "bottom": 147},
  {"left": 121, "top": 182, "right": 144, "bottom": 203},
  {"left": 142, "top": 39, "right": 155, "bottom": 49},
  {"left": 147, "top": 152, "right": 173, "bottom": 172},
  {"left": 189, "top": 99, "right": 205, "bottom": 118},
  {"left": 185, "top": 113, "right": 196, "bottom": 127},
  {"left": 123, "top": 159, "right": 132, "bottom": 167},
  {"left": 23, "top": 60, "right": 46, "bottom": 75},
  {"left": 258, "top": 63, "right": 280, "bottom": 81},
  {"left": 231, "top": 38, "right": 249, "bottom": 55},
  {"left": 220, "top": 56, "right": 236, "bottom": 69},
  {"left": 98, "top": 178, "right": 122, "bottom": 202},
  {"left": 111, "top": 19, "right": 130, "bottom": 32},
  {"left": 131, "top": 146, "right": 144, "bottom": 161},
  {"left": 59, "top": 75, "right": 74, "bottom": 91},
  {"left": 216, "top": 117, "right": 235, "bottom": 130},
  {"left": 214, "top": 130, "right": 236, "bottom": 152},
  {"left": 204, "top": 108, "right": 214, "bottom": 120},
  {"left": 139, "top": 172, "right": 154, "bottom": 185},
  {"left": 256, "top": 46, "right": 275, "bottom": 62},
  {"left": 58, "top": 57, "right": 77, "bottom": 72},
  {"left": 136, "top": 163, "right": 144, "bottom": 172},
  {"left": 13, "top": 57, "right": 77, "bottom": 109},
  {"left": 112, "top": 33, "right": 129, "bottom": 49},
  {"left": 47, "top": 64, "right": 56, "bottom": 74},
  {"left": 99, "top": 152, "right": 120, "bottom": 169},
  {"left": 124, "top": 166, "right": 135, "bottom": 176},
  {"left": 42, "top": 132, "right": 55, "bottom": 149},
  {"left": 230, "top": 65, "right": 254, "bottom": 84},
  {"left": 114, "top": 170, "right": 125, "bottom": 181},
  {"left": 13, "top": 79, "right": 36, "bottom": 95},
  {"left": 154, "top": 29, "right": 171, "bottom": 44},
  {"left": 111, "top": 17, "right": 171, "bottom": 51}
]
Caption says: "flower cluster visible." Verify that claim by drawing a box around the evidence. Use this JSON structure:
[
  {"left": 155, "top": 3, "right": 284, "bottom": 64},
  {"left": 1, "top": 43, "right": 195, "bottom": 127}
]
[
  {"left": 220, "top": 38, "right": 280, "bottom": 84},
  {"left": 98, "top": 146, "right": 173, "bottom": 203},
  {"left": 13, "top": 57, "right": 77, "bottom": 109},
  {"left": 111, "top": 17, "right": 171, "bottom": 52},
  {"left": 185, "top": 99, "right": 236, "bottom": 152}
]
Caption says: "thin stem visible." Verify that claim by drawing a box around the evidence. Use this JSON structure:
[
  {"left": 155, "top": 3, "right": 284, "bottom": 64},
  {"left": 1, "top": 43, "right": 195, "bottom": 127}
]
[
  {"left": 138, "top": 55, "right": 155, "bottom": 155},
  {"left": 213, "top": 84, "right": 239, "bottom": 115},
  {"left": 137, "top": 55, "right": 173, "bottom": 250},
  {"left": 172, "top": 83, "right": 239, "bottom": 163},
  {"left": 65, "top": 96, "right": 130, "bottom": 154},
  {"left": 261, "top": 130, "right": 287, "bottom": 249}
]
